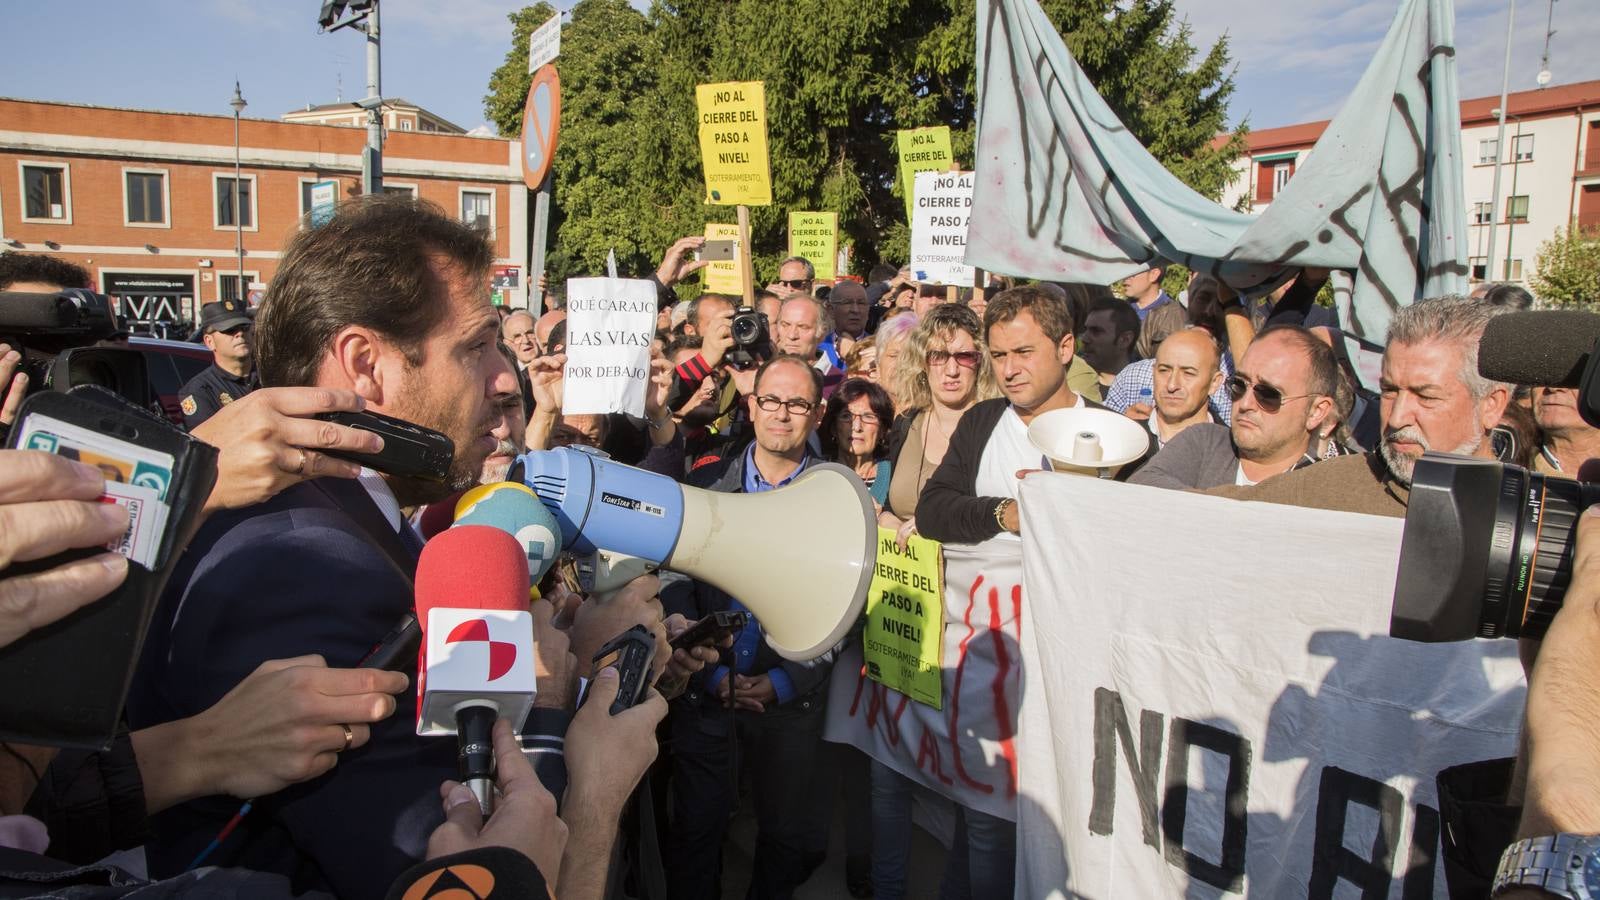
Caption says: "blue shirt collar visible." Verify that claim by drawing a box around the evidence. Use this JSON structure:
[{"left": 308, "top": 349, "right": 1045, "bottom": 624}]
[{"left": 741, "top": 441, "right": 813, "bottom": 493}]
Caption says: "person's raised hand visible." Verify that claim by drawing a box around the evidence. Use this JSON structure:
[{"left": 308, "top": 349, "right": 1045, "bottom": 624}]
[
  {"left": 427, "top": 718, "right": 567, "bottom": 881},
  {"left": 191, "top": 387, "right": 382, "bottom": 515},
  {"left": 567, "top": 573, "right": 670, "bottom": 684},
  {"left": 528, "top": 352, "right": 566, "bottom": 414},
  {"left": 654, "top": 613, "right": 725, "bottom": 700},
  {"left": 0, "top": 450, "right": 128, "bottom": 649},
  {"left": 0, "top": 343, "right": 27, "bottom": 428},
  {"left": 724, "top": 363, "right": 757, "bottom": 397},
  {"left": 531, "top": 598, "right": 578, "bottom": 711},
  {"left": 644, "top": 357, "right": 675, "bottom": 424},
  {"left": 894, "top": 516, "right": 918, "bottom": 552},
  {"left": 655, "top": 236, "right": 708, "bottom": 287},
  {"left": 700, "top": 308, "right": 735, "bottom": 369}
]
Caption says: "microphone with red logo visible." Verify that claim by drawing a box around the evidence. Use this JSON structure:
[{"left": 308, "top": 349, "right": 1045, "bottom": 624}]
[{"left": 414, "top": 525, "right": 538, "bottom": 816}]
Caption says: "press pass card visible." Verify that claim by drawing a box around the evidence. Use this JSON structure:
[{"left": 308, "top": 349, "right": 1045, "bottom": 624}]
[{"left": 16, "top": 412, "right": 175, "bottom": 567}]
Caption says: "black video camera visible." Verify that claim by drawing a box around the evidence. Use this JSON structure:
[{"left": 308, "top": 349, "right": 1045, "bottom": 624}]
[
  {"left": 0, "top": 290, "right": 154, "bottom": 420},
  {"left": 726, "top": 306, "right": 772, "bottom": 369},
  {"left": 1391, "top": 310, "right": 1600, "bottom": 642}
]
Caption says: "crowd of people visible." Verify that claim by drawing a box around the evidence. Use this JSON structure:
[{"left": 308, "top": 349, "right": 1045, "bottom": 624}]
[{"left": 0, "top": 194, "right": 1598, "bottom": 900}]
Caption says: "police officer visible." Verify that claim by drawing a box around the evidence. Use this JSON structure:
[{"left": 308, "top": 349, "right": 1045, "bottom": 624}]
[{"left": 179, "top": 297, "right": 257, "bottom": 430}]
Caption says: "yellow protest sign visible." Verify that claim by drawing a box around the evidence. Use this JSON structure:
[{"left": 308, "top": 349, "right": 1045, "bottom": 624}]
[
  {"left": 896, "top": 126, "right": 954, "bottom": 222},
  {"left": 863, "top": 527, "right": 944, "bottom": 708},
  {"left": 696, "top": 81, "right": 772, "bottom": 206},
  {"left": 702, "top": 222, "right": 742, "bottom": 295},
  {"left": 787, "top": 212, "right": 837, "bottom": 281}
]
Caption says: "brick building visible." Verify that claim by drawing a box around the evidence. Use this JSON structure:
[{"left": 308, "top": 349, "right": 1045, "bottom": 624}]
[
  {"left": 1219, "top": 79, "right": 1600, "bottom": 288},
  {"left": 0, "top": 98, "right": 530, "bottom": 334}
]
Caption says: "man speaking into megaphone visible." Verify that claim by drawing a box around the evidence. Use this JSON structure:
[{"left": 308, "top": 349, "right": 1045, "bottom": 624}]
[{"left": 658, "top": 355, "right": 843, "bottom": 900}]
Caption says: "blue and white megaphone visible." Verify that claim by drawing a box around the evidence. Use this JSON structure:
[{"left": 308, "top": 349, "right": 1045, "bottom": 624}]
[{"left": 510, "top": 446, "right": 877, "bottom": 661}]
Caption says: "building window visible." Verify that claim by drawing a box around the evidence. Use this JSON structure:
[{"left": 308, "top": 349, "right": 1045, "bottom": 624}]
[
  {"left": 21, "top": 163, "right": 69, "bottom": 222},
  {"left": 1478, "top": 139, "right": 1498, "bottom": 164},
  {"left": 215, "top": 174, "right": 256, "bottom": 229},
  {"left": 1506, "top": 194, "right": 1530, "bottom": 224},
  {"left": 383, "top": 183, "right": 416, "bottom": 199},
  {"left": 1469, "top": 256, "right": 1488, "bottom": 281},
  {"left": 1472, "top": 201, "right": 1493, "bottom": 225},
  {"left": 218, "top": 273, "right": 260, "bottom": 303},
  {"left": 1273, "top": 163, "right": 1293, "bottom": 195},
  {"left": 1513, "top": 133, "right": 1534, "bottom": 162},
  {"left": 400, "top": 120, "right": 413, "bottom": 131},
  {"left": 461, "top": 190, "right": 493, "bottom": 230},
  {"left": 1503, "top": 258, "right": 1524, "bottom": 281},
  {"left": 1255, "top": 158, "right": 1294, "bottom": 203},
  {"left": 124, "top": 170, "right": 168, "bottom": 226},
  {"left": 300, "top": 180, "right": 316, "bottom": 217}
]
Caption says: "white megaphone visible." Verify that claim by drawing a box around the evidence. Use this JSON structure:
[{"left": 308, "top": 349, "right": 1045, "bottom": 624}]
[
  {"left": 512, "top": 447, "right": 877, "bottom": 661},
  {"left": 1027, "top": 406, "right": 1151, "bottom": 478}
]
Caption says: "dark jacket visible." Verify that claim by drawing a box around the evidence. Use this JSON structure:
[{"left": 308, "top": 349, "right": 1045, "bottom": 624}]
[
  {"left": 917, "top": 395, "right": 1137, "bottom": 544},
  {"left": 24, "top": 728, "right": 148, "bottom": 865},
  {"left": 659, "top": 449, "right": 839, "bottom": 716}
]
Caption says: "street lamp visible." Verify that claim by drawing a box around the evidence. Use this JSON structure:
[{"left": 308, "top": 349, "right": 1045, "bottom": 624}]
[
  {"left": 1492, "top": 107, "right": 1526, "bottom": 283},
  {"left": 230, "top": 82, "right": 248, "bottom": 306}
]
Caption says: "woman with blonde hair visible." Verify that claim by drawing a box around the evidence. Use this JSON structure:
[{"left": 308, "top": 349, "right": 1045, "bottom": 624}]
[{"left": 874, "top": 311, "right": 919, "bottom": 413}]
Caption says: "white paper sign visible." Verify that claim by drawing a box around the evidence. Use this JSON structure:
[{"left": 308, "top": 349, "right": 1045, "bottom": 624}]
[
  {"left": 909, "top": 170, "right": 976, "bottom": 286},
  {"left": 561, "top": 277, "right": 656, "bottom": 417},
  {"left": 527, "top": 11, "right": 562, "bottom": 72},
  {"left": 1012, "top": 474, "right": 1525, "bottom": 899}
]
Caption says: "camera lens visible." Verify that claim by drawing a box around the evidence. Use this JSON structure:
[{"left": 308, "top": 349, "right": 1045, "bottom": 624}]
[
  {"left": 1391, "top": 453, "right": 1600, "bottom": 642},
  {"left": 731, "top": 310, "right": 761, "bottom": 346}
]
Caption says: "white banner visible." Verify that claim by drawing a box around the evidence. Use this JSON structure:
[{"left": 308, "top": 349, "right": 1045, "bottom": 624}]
[
  {"left": 824, "top": 540, "right": 1022, "bottom": 822},
  {"left": 1015, "top": 474, "right": 1525, "bottom": 899},
  {"left": 909, "top": 170, "right": 976, "bottom": 287},
  {"left": 560, "top": 277, "right": 655, "bottom": 417},
  {"left": 527, "top": 11, "right": 561, "bottom": 72}
]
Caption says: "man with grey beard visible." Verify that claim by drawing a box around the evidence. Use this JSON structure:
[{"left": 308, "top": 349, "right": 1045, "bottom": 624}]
[
  {"left": 480, "top": 343, "right": 529, "bottom": 483},
  {"left": 1208, "top": 294, "right": 1511, "bottom": 517}
]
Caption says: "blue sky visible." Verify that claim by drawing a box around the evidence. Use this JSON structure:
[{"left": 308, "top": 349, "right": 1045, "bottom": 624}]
[{"left": 1, "top": 0, "right": 1594, "bottom": 136}]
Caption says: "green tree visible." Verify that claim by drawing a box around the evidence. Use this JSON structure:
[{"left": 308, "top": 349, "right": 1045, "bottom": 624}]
[
  {"left": 483, "top": 3, "right": 559, "bottom": 138},
  {"left": 1531, "top": 224, "right": 1600, "bottom": 308}
]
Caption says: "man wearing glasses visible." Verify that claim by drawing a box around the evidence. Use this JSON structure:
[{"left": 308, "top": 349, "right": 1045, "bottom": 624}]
[
  {"left": 1132, "top": 325, "right": 1339, "bottom": 491},
  {"left": 767, "top": 255, "right": 816, "bottom": 299},
  {"left": 178, "top": 296, "right": 258, "bottom": 429},
  {"left": 661, "top": 354, "right": 838, "bottom": 899},
  {"left": 819, "top": 280, "right": 871, "bottom": 373}
]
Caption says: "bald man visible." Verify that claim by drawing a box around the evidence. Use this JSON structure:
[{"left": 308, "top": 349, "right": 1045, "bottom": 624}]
[
  {"left": 501, "top": 310, "right": 539, "bottom": 367},
  {"left": 535, "top": 309, "right": 567, "bottom": 356},
  {"left": 1145, "top": 328, "right": 1226, "bottom": 448}
]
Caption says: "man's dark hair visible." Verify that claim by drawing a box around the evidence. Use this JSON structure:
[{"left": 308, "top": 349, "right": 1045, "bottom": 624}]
[
  {"left": 1058, "top": 282, "right": 1114, "bottom": 338},
  {"left": 665, "top": 333, "right": 703, "bottom": 358},
  {"left": 753, "top": 353, "right": 824, "bottom": 404},
  {"left": 256, "top": 195, "right": 494, "bottom": 387},
  {"left": 1088, "top": 296, "right": 1140, "bottom": 343},
  {"left": 1482, "top": 282, "right": 1534, "bottom": 310},
  {"left": 821, "top": 377, "right": 895, "bottom": 460},
  {"left": 984, "top": 285, "right": 1074, "bottom": 344},
  {"left": 1254, "top": 324, "right": 1341, "bottom": 398},
  {"left": 868, "top": 263, "right": 898, "bottom": 284},
  {"left": 0, "top": 253, "right": 90, "bottom": 291}
]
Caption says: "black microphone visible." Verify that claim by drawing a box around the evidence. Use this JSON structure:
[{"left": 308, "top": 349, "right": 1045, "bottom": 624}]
[{"left": 1478, "top": 310, "right": 1600, "bottom": 387}]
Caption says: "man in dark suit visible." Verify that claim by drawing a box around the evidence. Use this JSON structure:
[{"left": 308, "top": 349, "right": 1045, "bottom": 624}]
[{"left": 129, "top": 195, "right": 516, "bottom": 900}]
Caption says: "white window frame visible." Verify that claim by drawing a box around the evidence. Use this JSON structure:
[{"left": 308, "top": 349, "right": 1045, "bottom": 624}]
[
  {"left": 459, "top": 187, "right": 495, "bottom": 232},
  {"left": 399, "top": 119, "right": 413, "bottom": 131},
  {"left": 382, "top": 181, "right": 417, "bottom": 199},
  {"left": 121, "top": 166, "right": 171, "bottom": 229},
  {"left": 212, "top": 172, "right": 259, "bottom": 232},
  {"left": 1478, "top": 138, "right": 1498, "bottom": 165},
  {"left": 1272, "top": 163, "right": 1293, "bottom": 195},
  {"left": 1513, "top": 133, "right": 1534, "bottom": 162},
  {"left": 1468, "top": 256, "right": 1488, "bottom": 281},
  {"left": 1472, "top": 201, "right": 1493, "bottom": 225},
  {"left": 1506, "top": 194, "right": 1530, "bottom": 224},
  {"left": 17, "top": 160, "right": 72, "bottom": 225},
  {"left": 1504, "top": 258, "right": 1524, "bottom": 281},
  {"left": 217, "top": 271, "right": 262, "bottom": 303}
]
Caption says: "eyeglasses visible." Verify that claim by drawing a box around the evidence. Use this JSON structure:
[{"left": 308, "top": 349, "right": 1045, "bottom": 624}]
[
  {"left": 1225, "top": 375, "right": 1314, "bottom": 413},
  {"left": 778, "top": 278, "right": 812, "bottom": 290},
  {"left": 927, "top": 349, "right": 982, "bottom": 369},
  {"left": 839, "top": 411, "right": 880, "bottom": 427},
  {"left": 755, "top": 394, "right": 817, "bottom": 415}
]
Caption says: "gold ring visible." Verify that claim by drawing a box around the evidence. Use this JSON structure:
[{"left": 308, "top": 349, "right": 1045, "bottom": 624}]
[
  {"left": 338, "top": 723, "right": 354, "bottom": 752},
  {"left": 293, "top": 450, "right": 308, "bottom": 475}
]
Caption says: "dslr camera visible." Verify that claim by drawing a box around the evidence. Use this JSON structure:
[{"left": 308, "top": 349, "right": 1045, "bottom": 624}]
[
  {"left": 725, "top": 306, "right": 772, "bottom": 369},
  {"left": 1392, "top": 310, "right": 1600, "bottom": 642}
]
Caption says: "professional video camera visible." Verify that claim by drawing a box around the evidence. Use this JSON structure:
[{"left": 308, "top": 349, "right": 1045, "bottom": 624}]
[
  {"left": 0, "top": 289, "right": 153, "bottom": 415},
  {"left": 1392, "top": 310, "right": 1600, "bottom": 642},
  {"left": 725, "top": 306, "right": 772, "bottom": 369}
]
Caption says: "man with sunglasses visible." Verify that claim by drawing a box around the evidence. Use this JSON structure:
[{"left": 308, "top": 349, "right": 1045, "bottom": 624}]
[
  {"left": 767, "top": 256, "right": 816, "bottom": 299},
  {"left": 1132, "top": 325, "right": 1339, "bottom": 491},
  {"left": 178, "top": 297, "right": 258, "bottom": 430},
  {"left": 661, "top": 354, "right": 838, "bottom": 899}
]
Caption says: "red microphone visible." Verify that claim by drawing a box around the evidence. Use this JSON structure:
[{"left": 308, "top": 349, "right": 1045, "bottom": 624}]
[
  {"left": 414, "top": 525, "right": 537, "bottom": 815},
  {"left": 416, "top": 489, "right": 469, "bottom": 541}
]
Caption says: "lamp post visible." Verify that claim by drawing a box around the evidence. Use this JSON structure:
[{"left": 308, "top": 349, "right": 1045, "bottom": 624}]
[
  {"left": 1494, "top": 108, "right": 1526, "bottom": 282},
  {"left": 230, "top": 82, "right": 247, "bottom": 305}
]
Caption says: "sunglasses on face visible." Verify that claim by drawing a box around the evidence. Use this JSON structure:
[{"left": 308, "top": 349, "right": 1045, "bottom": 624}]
[
  {"left": 755, "top": 394, "right": 817, "bottom": 415},
  {"left": 778, "top": 278, "right": 812, "bottom": 290},
  {"left": 1224, "top": 375, "right": 1313, "bottom": 413},
  {"left": 927, "top": 349, "right": 981, "bottom": 369}
]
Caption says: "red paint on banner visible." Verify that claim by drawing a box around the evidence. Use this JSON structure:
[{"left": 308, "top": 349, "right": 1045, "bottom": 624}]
[
  {"left": 947, "top": 578, "right": 996, "bottom": 794},
  {"left": 988, "top": 585, "right": 1020, "bottom": 797},
  {"left": 917, "top": 729, "right": 955, "bottom": 786}
]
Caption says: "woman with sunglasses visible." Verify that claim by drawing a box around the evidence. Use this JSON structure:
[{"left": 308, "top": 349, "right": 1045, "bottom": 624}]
[
  {"left": 822, "top": 378, "right": 896, "bottom": 506},
  {"left": 868, "top": 304, "right": 1000, "bottom": 900}
]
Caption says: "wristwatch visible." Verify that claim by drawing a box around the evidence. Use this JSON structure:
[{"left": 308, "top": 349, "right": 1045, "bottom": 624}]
[{"left": 1493, "top": 834, "right": 1600, "bottom": 897}]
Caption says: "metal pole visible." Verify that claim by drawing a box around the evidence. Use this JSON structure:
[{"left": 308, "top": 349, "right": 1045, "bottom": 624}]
[
  {"left": 530, "top": 174, "right": 551, "bottom": 311},
  {"left": 1485, "top": 0, "right": 1516, "bottom": 277},
  {"left": 232, "top": 82, "right": 246, "bottom": 304},
  {"left": 363, "top": 1, "right": 384, "bottom": 194},
  {"left": 1505, "top": 118, "right": 1523, "bottom": 281}
]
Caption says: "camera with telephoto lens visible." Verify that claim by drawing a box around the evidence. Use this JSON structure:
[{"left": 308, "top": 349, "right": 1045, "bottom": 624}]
[
  {"left": 1391, "top": 310, "right": 1600, "bottom": 643},
  {"left": 725, "top": 306, "right": 771, "bottom": 369},
  {"left": 0, "top": 289, "right": 154, "bottom": 419}
]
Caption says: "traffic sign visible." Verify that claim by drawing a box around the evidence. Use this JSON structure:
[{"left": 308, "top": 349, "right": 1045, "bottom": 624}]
[
  {"left": 527, "top": 12, "right": 561, "bottom": 72},
  {"left": 521, "top": 64, "right": 561, "bottom": 190}
]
